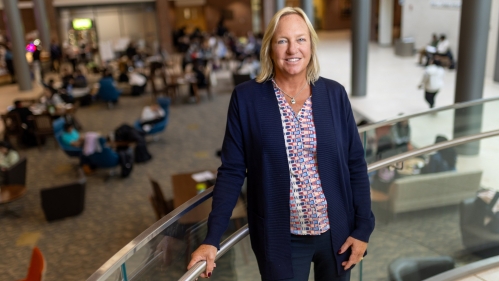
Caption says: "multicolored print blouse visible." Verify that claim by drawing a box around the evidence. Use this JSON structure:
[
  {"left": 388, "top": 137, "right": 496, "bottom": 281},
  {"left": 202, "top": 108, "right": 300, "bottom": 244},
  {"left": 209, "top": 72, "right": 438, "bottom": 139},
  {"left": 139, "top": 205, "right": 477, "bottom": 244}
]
[{"left": 272, "top": 80, "right": 330, "bottom": 235}]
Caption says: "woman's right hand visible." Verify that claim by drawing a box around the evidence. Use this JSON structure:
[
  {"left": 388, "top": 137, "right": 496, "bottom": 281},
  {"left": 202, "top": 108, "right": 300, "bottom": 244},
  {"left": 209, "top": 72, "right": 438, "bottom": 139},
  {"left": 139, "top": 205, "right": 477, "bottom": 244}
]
[{"left": 187, "top": 244, "right": 217, "bottom": 278}]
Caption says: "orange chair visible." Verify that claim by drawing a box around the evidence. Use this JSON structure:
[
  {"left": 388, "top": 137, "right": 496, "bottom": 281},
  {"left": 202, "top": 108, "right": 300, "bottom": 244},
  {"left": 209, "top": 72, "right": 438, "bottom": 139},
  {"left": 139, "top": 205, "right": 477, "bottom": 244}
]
[{"left": 17, "top": 247, "right": 45, "bottom": 281}]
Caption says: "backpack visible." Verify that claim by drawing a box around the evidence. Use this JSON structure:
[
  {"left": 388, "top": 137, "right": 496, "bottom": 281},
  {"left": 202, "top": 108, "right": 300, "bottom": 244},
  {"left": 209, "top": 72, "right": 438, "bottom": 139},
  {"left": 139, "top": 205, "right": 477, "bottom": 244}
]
[{"left": 118, "top": 148, "right": 134, "bottom": 178}]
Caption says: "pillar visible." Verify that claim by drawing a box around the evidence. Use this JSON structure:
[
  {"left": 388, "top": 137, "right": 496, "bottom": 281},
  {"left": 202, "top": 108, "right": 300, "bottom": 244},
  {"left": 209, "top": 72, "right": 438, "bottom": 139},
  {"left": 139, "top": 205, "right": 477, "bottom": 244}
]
[
  {"left": 32, "top": 0, "right": 51, "bottom": 49},
  {"left": 2, "top": 0, "right": 32, "bottom": 91},
  {"left": 302, "top": 0, "right": 314, "bottom": 26},
  {"left": 276, "top": 0, "right": 285, "bottom": 11},
  {"left": 453, "top": 0, "right": 492, "bottom": 155},
  {"left": 378, "top": 0, "right": 393, "bottom": 46},
  {"left": 351, "top": 0, "right": 371, "bottom": 97},
  {"left": 44, "top": 0, "right": 60, "bottom": 44},
  {"left": 494, "top": 15, "right": 499, "bottom": 82},
  {"left": 263, "top": 0, "right": 276, "bottom": 29},
  {"left": 156, "top": 0, "right": 174, "bottom": 54}
]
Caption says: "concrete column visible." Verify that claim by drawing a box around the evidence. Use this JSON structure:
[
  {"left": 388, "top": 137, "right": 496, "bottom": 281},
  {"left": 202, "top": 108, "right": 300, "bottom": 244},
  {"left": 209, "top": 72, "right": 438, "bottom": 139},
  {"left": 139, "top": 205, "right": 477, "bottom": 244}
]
[
  {"left": 2, "top": 0, "right": 32, "bottom": 91},
  {"left": 155, "top": 0, "right": 173, "bottom": 54},
  {"left": 263, "top": 0, "right": 276, "bottom": 29},
  {"left": 378, "top": 0, "right": 393, "bottom": 46},
  {"left": 276, "top": 0, "right": 285, "bottom": 11},
  {"left": 453, "top": 0, "right": 492, "bottom": 155},
  {"left": 494, "top": 15, "right": 499, "bottom": 82},
  {"left": 351, "top": 0, "right": 371, "bottom": 97},
  {"left": 44, "top": 0, "right": 60, "bottom": 44},
  {"left": 33, "top": 0, "right": 51, "bottom": 49},
  {"left": 301, "top": 0, "right": 314, "bottom": 26}
]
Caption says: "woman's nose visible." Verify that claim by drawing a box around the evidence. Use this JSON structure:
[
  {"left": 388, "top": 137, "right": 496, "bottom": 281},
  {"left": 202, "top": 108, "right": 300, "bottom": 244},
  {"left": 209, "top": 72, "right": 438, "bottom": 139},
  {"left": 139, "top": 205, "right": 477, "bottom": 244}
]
[{"left": 287, "top": 41, "right": 298, "bottom": 54}]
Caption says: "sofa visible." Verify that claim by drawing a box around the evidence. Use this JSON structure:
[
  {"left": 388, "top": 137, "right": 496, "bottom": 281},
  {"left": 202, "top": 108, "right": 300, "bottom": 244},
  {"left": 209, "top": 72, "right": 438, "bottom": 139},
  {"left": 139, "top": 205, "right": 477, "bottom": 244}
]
[
  {"left": 376, "top": 169, "right": 482, "bottom": 217},
  {"left": 460, "top": 197, "right": 499, "bottom": 256}
]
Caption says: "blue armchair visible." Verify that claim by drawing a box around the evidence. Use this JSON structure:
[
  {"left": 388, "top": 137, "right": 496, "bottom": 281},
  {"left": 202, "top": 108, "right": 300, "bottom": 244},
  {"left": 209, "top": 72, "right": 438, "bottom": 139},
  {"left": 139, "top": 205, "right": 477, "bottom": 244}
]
[
  {"left": 134, "top": 97, "right": 170, "bottom": 137},
  {"left": 86, "top": 138, "right": 120, "bottom": 169},
  {"left": 53, "top": 117, "right": 82, "bottom": 158},
  {"left": 96, "top": 77, "right": 122, "bottom": 107}
]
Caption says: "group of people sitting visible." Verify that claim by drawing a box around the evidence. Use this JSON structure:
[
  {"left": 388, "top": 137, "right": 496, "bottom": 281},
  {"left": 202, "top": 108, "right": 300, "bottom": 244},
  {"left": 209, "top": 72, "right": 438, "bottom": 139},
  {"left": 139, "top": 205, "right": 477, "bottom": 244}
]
[{"left": 418, "top": 33, "right": 455, "bottom": 69}]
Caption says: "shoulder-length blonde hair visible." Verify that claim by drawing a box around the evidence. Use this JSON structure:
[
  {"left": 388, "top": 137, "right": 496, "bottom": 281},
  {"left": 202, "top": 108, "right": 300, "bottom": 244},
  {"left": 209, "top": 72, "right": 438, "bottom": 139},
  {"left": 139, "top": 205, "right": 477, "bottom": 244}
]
[{"left": 256, "top": 7, "right": 320, "bottom": 84}]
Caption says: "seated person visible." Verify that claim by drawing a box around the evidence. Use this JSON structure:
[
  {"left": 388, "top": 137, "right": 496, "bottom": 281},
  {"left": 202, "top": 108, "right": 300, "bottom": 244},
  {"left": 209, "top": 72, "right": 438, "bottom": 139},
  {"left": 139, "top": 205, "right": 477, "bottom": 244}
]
[
  {"left": 129, "top": 70, "right": 147, "bottom": 96},
  {"left": 419, "top": 33, "right": 439, "bottom": 65},
  {"left": 61, "top": 68, "right": 74, "bottom": 89},
  {"left": 73, "top": 69, "right": 88, "bottom": 88},
  {"left": 41, "top": 86, "right": 65, "bottom": 106},
  {"left": 390, "top": 120, "right": 412, "bottom": 154},
  {"left": 139, "top": 104, "right": 166, "bottom": 132},
  {"left": 9, "top": 101, "right": 37, "bottom": 147},
  {"left": 421, "top": 135, "right": 457, "bottom": 174},
  {"left": 432, "top": 34, "right": 455, "bottom": 69},
  {"left": 43, "top": 79, "right": 58, "bottom": 95},
  {"left": 61, "top": 123, "right": 84, "bottom": 147},
  {"left": 96, "top": 69, "right": 122, "bottom": 103},
  {"left": 10, "top": 100, "right": 34, "bottom": 128},
  {"left": 188, "top": 62, "right": 208, "bottom": 102},
  {"left": 238, "top": 54, "right": 260, "bottom": 79},
  {"left": 0, "top": 141, "right": 19, "bottom": 170}
]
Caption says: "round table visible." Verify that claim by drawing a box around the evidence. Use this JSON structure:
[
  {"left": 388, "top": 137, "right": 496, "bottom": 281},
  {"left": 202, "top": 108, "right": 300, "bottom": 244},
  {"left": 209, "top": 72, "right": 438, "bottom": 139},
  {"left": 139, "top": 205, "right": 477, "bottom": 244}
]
[{"left": 0, "top": 184, "right": 27, "bottom": 217}]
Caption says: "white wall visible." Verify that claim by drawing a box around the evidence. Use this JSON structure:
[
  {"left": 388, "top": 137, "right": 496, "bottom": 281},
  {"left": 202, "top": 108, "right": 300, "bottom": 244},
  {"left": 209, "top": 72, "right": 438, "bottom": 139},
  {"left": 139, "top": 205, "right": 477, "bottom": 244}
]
[
  {"left": 401, "top": 0, "right": 461, "bottom": 52},
  {"left": 401, "top": 0, "right": 499, "bottom": 79}
]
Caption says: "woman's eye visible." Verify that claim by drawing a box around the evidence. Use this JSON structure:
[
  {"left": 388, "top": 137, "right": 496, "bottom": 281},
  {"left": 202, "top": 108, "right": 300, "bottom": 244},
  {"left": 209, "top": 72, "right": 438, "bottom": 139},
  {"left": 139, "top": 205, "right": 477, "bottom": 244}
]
[
  {"left": 298, "top": 38, "right": 306, "bottom": 42},
  {"left": 277, "top": 39, "right": 287, "bottom": 44}
]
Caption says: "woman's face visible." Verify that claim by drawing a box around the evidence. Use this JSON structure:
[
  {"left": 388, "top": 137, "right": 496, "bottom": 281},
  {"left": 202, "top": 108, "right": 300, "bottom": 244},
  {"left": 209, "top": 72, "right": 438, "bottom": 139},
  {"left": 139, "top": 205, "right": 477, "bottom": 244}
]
[{"left": 271, "top": 14, "right": 311, "bottom": 80}]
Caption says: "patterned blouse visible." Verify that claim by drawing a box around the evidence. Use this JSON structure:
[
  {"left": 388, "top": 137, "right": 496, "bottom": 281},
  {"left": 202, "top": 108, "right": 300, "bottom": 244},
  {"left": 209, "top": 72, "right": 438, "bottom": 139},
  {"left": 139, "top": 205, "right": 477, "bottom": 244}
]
[{"left": 272, "top": 80, "right": 330, "bottom": 235}]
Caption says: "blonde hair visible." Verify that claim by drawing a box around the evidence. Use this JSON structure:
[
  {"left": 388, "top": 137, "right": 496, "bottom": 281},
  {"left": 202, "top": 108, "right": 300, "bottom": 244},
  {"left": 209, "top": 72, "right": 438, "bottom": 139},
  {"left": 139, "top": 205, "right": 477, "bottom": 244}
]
[{"left": 256, "top": 7, "right": 320, "bottom": 84}]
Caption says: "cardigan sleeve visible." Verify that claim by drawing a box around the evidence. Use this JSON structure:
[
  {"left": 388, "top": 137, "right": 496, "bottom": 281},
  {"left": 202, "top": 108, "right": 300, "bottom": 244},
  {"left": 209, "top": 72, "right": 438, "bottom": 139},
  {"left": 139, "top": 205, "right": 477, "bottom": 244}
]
[
  {"left": 202, "top": 89, "right": 247, "bottom": 249},
  {"left": 341, "top": 87, "right": 375, "bottom": 242}
]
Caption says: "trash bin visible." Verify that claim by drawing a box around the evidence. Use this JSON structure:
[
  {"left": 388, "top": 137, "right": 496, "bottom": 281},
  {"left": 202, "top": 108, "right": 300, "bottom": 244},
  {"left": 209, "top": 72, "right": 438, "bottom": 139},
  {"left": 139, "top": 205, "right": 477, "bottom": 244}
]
[{"left": 395, "top": 37, "right": 415, "bottom": 57}]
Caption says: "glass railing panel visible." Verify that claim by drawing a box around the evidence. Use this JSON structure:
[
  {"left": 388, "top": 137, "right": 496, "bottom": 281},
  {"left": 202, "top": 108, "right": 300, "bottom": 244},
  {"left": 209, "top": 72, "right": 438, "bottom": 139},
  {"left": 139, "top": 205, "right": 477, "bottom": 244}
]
[
  {"left": 101, "top": 268, "right": 122, "bottom": 281},
  {"left": 123, "top": 195, "right": 247, "bottom": 281},
  {"left": 360, "top": 99, "right": 499, "bottom": 165},
  {"left": 366, "top": 135, "right": 499, "bottom": 280},
  {"left": 201, "top": 235, "right": 363, "bottom": 281}
]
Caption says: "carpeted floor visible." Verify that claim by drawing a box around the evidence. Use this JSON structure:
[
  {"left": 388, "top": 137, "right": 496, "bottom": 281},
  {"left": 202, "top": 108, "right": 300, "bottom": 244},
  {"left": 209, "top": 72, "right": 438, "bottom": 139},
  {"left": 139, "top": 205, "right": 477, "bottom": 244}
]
[{"left": 0, "top": 74, "right": 231, "bottom": 281}]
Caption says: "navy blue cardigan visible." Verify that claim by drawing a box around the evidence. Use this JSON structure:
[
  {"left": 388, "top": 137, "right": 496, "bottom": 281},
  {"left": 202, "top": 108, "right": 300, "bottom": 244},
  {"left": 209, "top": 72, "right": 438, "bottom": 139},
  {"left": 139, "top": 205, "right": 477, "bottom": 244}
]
[{"left": 203, "top": 77, "right": 375, "bottom": 280}]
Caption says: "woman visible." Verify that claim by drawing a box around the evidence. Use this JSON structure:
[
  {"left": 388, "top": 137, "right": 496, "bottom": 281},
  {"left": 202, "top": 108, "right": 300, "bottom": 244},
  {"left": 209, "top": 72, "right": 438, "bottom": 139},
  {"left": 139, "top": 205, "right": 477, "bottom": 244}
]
[{"left": 188, "top": 7, "right": 374, "bottom": 281}]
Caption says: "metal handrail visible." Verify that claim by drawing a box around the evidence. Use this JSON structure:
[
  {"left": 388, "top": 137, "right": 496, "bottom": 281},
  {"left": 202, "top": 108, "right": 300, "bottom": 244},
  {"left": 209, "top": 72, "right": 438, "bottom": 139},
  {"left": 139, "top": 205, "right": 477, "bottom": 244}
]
[
  {"left": 178, "top": 225, "right": 250, "bottom": 281},
  {"left": 357, "top": 96, "right": 499, "bottom": 133},
  {"left": 367, "top": 129, "right": 499, "bottom": 172},
  {"left": 86, "top": 186, "right": 215, "bottom": 281},
  {"left": 178, "top": 129, "right": 499, "bottom": 281}
]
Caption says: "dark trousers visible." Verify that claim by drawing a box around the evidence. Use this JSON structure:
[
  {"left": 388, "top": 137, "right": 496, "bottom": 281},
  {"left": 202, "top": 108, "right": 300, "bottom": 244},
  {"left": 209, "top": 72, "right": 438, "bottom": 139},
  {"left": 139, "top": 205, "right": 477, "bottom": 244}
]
[
  {"left": 263, "top": 230, "right": 351, "bottom": 281},
  {"left": 425, "top": 91, "right": 438, "bottom": 108}
]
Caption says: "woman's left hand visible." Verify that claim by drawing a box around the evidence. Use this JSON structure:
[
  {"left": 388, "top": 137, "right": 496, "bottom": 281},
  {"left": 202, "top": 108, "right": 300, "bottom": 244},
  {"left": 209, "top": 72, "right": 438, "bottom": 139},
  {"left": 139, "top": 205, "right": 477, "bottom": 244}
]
[{"left": 338, "top": 236, "right": 368, "bottom": 270}]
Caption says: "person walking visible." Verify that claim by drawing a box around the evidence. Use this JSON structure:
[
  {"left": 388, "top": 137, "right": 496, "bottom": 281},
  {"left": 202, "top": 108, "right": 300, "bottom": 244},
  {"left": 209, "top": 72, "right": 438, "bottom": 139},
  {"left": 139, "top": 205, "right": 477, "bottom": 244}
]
[
  {"left": 187, "top": 7, "right": 374, "bottom": 281},
  {"left": 419, "top": 60, "right": 445, "bottom": 108}
]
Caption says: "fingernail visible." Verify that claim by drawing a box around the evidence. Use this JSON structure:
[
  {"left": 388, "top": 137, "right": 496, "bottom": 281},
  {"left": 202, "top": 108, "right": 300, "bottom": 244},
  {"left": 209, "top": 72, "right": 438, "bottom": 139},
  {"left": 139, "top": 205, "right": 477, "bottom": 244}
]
[{"left": 208, "top": 272, "right": 212, "bottom": 278}]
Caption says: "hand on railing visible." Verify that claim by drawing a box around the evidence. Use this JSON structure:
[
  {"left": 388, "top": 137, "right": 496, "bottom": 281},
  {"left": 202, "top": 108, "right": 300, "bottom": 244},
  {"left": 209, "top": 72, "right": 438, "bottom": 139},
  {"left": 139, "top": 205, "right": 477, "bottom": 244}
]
[{"left": 187, "top": 244, "right": 217, "bottom": 278}]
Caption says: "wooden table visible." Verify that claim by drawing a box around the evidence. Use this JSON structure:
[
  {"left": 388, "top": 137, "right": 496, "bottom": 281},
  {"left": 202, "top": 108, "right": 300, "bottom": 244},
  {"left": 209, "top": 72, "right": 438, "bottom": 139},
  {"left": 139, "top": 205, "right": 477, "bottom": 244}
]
[
  {"left": 0, "top": 184, "right": 27, "bottom": 217},
  {"left": 172, "top": 171, "right": 246, "bottom": 224}
]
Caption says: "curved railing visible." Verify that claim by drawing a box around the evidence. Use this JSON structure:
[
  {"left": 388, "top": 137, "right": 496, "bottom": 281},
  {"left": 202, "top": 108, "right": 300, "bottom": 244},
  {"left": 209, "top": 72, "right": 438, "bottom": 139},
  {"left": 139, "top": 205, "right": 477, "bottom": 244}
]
[
  {"left": 179, "top": 129, "right": 499, "bottom": 281},
  {"left": 87, "top": 97, "right": 499, "bottom": 281},
  {"left": 357, "top": 96, "right": 499, "bottom": 134},
  {"left": 357, "top": 95, "right": 499, "bottom": 165}
]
